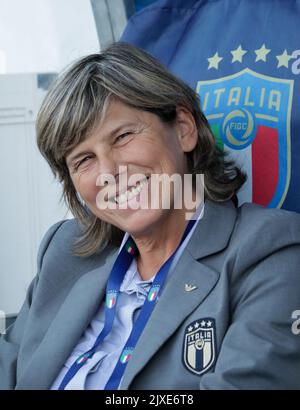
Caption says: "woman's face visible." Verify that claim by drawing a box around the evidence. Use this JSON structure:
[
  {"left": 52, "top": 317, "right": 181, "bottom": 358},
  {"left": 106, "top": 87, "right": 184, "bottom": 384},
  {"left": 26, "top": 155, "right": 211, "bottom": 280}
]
[{"left": 66, "top": 98, "right": 197, "bottom": 236}]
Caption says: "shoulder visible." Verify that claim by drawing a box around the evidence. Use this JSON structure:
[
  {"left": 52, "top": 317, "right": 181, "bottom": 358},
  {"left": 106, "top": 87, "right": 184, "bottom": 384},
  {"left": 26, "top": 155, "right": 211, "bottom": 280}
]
[
  {"left": 230, "top": 202, "right": 300, "bottom": 264},
  {"left": 37, "top": 218, "right": 82, "bottom": 270},
  {"left": 36, "top": 218, "right": 118, "bottom": 287},
  {"left": 226, "top": 203, "right": 300, "bottom": 298},
  {"left": 237, "top": 201, "right": 300, "bottom": 235}
]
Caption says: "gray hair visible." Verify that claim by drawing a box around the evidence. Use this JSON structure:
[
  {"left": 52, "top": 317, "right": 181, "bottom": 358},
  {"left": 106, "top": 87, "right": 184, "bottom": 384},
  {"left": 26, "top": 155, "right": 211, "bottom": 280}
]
[{"left": 36, "top": 42, "right": 246, "bottom": 257}]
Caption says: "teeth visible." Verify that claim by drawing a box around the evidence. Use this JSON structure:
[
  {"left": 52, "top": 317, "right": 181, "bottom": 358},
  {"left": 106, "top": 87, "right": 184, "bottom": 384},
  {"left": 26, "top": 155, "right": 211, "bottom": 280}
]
[
  {"left": 114, "top": 177, "right": 148, "bottom": 205},
  {"left": 119, "top": 193, "right": 127, "bottom": 203}
]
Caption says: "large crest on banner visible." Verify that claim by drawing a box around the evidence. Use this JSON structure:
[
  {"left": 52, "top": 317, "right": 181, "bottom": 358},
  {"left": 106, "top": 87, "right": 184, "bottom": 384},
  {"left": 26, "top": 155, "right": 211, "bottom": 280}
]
[{"left": 197, "top": 69, "right": 294, "bottom": 208}]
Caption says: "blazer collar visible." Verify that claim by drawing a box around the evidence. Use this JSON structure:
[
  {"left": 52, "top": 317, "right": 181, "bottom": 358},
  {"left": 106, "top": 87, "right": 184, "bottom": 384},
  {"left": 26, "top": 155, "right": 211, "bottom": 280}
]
[
  {"left": 186, "top": 200, "right": 237, "bottom": 260},
  {"left": 16, "top": 200, "right": 237, "bottom": 390}
]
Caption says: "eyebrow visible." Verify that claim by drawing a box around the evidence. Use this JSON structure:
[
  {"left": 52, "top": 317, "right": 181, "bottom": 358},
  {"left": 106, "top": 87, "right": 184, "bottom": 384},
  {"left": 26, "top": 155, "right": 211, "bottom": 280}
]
[{"left": 66, "top": 122, "right": 138, "bottom": 166}]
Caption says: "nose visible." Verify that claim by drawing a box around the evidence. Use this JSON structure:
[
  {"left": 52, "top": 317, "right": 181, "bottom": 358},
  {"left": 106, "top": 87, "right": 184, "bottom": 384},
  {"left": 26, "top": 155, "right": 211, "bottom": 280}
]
[{"left": 94, "top": 151, "right": 119, "bottom": 188}]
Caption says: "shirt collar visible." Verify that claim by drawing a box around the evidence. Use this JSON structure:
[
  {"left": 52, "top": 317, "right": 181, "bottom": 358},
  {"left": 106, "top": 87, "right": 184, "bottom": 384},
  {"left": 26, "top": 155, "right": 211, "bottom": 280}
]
[
  {"left": 120, "top": 258, "right": 153, "bottom": 296},
  {"left": 119, "top": 201, "right": 205, "bottom": 295}
]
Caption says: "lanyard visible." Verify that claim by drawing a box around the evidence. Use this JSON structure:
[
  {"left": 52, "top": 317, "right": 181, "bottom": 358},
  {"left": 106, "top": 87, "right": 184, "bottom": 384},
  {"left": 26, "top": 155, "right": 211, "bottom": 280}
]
[{"left": 58, "top": 218, "right": 196, "bottom": 390}]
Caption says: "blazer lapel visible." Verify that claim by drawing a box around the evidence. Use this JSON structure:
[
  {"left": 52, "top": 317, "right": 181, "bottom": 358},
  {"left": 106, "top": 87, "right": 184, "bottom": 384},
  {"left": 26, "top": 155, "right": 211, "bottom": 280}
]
[
  {"left": 120, "top": 251, "right": 219, "bottom": 389},
  {"left": 16, "top": 248, "right": 118, "bottom": 390},
  {"left": 121, "top": 200, "right": 237, "bottom": 389}
]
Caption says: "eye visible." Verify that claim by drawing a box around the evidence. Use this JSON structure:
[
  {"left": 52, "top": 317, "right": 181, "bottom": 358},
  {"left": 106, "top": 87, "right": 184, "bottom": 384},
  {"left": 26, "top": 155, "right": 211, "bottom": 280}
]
[
  {"left": 115, "top": 131, "right": 133, "bottom": 143},
  {"left": 75, "top": 155, "right": 93, "bottom": 170}
]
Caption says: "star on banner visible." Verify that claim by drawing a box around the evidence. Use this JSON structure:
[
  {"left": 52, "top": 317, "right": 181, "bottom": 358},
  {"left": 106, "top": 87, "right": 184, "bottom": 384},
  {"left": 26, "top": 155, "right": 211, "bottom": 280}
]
[
  {"left": 276, "top": 50, "right": 292, "bottom": 68},
  {"left": 255, "top": 44, "right": 271, "bottom": 62},
  {"left": 207, "top": 52, "right": 223, "bottom": 69},
  {"left": 231, "top": 45, "right": 247, "bottom": 63}
]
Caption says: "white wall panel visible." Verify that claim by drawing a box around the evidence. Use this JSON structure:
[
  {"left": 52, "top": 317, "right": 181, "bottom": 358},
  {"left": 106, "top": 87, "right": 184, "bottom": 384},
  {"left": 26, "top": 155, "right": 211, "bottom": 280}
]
[{"left": 0, "top": 74, "right": 71, "bottom": 315}]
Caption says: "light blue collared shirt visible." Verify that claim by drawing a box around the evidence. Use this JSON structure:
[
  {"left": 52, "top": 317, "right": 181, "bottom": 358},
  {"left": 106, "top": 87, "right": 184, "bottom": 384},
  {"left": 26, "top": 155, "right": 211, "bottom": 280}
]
[{"left": 51, "top": 204, "right": 204, "bottom": 390}]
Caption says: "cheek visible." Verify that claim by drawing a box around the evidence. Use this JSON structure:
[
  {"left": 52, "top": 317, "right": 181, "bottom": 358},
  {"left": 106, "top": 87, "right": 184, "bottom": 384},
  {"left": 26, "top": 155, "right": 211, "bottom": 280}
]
[
  {"left": 72, "top": 173, "right": 99, "bottom": 204},
  {"left": 157, "top": 147, "right": 187, "bottom": 175},
  {"left": 131, "top": 140, "right": 180, "bottom": 170}
]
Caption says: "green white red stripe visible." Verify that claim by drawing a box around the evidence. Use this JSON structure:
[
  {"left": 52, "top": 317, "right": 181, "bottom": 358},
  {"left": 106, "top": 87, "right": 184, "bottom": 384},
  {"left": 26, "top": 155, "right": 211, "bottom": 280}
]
[
  {"left": 120, "top": 348, "right": 133, "bottom": 364},
  {"left": 126, "top": 241, "right": 136, "bottom": 255},
  {"left": 148, "top": 285, "right": 160, "bottom": 302},
  {"left": 106, "top": 291, "right": 117, "bottom": 308},
  {"left": 77, "top": 353, "right": 90, "bottom": 365}
]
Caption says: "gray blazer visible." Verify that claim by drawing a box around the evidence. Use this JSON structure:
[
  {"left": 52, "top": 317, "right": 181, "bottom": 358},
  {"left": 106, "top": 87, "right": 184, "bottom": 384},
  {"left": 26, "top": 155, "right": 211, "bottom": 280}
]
[{"left": 1, "top": 200, "right": 300, "bottom": 390}]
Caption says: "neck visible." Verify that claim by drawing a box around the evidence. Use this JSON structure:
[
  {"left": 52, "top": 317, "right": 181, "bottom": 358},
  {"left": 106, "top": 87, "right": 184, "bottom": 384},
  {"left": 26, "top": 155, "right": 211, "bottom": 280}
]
[{"left": 132, "top": 206, "right": 199, "bottom": 281}]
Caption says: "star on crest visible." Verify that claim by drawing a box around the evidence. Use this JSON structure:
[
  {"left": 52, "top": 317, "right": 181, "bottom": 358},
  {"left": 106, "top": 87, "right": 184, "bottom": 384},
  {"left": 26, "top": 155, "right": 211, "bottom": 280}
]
[
  {"left": 207, "top": 52, "right": 223, "bottom": 70},
  {"left": 255, "top": 44, "right": 271, "bottom": 62},
  {"left": 276, "top": 49, "right": 292, "bottom": 68},
  {"left": 200, "top": 320, "right": 206, "bottom": 327},
  {"left": 194, "top": 322, "right": 200, "bottom": 329},
  {"left": 207, "top": 320, "right": 212, "bottom": 327},
  {"left": 188, "top": 326, "right": 193, "bottom": 332},
  {"left": 231, "top": 45, "right": 247, "bottom": 63}
]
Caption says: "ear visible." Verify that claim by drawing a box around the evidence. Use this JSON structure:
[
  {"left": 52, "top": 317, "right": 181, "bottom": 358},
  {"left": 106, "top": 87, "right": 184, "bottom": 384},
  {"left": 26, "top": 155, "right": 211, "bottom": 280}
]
[{"left": 175, "top": 106, "right": 198, "bottom": 152}]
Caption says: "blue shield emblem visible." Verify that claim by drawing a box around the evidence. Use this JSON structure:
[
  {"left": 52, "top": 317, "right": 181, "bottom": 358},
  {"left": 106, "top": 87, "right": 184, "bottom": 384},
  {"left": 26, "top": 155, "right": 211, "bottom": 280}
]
[
  {"left": 197, "top": 69, "right": 294, "bottom": 208},
  {"left": 183, "top": 318, "right": 216, "bottom": 375}
]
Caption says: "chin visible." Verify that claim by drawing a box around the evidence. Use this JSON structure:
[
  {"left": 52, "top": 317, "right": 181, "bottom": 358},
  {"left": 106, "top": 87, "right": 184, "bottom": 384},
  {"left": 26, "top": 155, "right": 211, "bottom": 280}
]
[{"left": 116, "top": 208, "right": 166, "bottom": 237}]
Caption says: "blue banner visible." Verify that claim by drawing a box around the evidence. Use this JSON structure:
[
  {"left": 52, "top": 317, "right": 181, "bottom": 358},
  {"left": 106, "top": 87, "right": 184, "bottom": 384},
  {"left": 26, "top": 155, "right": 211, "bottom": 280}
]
[{"left": 122, "top": 0, "right": 300, "bottom": 212}]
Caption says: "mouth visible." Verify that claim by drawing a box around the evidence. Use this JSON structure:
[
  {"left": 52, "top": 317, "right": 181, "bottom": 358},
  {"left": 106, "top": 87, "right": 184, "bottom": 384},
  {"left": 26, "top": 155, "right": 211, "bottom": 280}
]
[{"left": 108, "top": 175, "right": 150, "bottom": 205}]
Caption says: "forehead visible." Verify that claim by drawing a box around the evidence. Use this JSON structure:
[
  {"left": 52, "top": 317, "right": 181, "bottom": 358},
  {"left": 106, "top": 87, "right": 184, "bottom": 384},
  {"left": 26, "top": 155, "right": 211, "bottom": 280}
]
[
  {"left": 65, "top": 99, "right": 158, "bottom": 164},
  {"left": 97, "top": 98, "right": 145, "bottom": 130},
  {"left": 89, "top": 98, "right": 166, "bottom": 142}
]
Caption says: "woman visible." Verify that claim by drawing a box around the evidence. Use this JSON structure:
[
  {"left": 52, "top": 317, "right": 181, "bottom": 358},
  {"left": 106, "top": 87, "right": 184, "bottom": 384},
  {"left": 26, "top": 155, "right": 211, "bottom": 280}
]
[{"left": 0, "top": 42, "right": 300, "bottom": 390}]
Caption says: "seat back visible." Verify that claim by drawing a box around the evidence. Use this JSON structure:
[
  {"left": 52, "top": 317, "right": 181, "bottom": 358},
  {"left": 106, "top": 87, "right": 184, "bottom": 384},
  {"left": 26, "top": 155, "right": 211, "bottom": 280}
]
[{"left": 122, "top": 0, "right": 300, "bottom": 212}]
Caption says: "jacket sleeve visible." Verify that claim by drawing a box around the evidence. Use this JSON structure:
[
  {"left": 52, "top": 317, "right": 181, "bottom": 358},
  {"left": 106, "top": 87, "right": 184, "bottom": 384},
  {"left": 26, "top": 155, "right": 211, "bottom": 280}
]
[
  {"left": 200, "top": 243, "right": 300, "bottom": 390},
  {"left": 0, "top": 221, "right": 66, "bottom": 390}
]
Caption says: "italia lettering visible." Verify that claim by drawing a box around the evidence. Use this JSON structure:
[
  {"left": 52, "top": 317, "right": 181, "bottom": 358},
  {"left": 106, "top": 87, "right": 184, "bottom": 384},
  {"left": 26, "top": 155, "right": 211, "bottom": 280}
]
[
  {"left": 187, "top": 331, "right": 211, "bottom": 342},
  {"left": 213, "top": 88, "right": 225, "bottom": 108},
  {"left": 244, "top": 87, "right": 254, "bottom": 106},
  {"left": 228, "top": 87, "right": 241, "bottom": 106},
  {"left": 202, "top": 86, "right": 281, "bottom": 112}
]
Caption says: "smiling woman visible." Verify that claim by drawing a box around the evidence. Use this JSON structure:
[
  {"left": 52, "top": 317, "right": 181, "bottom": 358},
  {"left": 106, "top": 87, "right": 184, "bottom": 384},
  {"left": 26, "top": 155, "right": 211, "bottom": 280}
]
[
  {"left": 1, "top": 42, "right": 300, "bottom": 391},
  {"left": 36, "top": 42, "right": 245, "bottom": 257}
]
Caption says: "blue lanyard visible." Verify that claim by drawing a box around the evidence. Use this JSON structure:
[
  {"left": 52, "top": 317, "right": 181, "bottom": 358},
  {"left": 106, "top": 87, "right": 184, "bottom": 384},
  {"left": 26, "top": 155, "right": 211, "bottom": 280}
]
[{"left": 58, "top": 218, "right": 196, "bottom": 390}]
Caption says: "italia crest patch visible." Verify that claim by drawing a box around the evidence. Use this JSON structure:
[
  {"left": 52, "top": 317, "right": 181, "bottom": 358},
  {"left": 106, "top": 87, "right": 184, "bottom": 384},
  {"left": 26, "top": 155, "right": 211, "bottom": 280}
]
[{"left": 183, "top": 318, "right": 216, "bottom": 375}]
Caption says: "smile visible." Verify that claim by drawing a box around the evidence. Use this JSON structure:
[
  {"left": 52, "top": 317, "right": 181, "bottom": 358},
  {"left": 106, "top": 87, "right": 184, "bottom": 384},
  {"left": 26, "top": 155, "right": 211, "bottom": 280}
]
[{"left": 110, "top": 176, "right": 149, "bottom": 205}]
